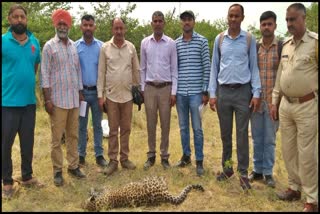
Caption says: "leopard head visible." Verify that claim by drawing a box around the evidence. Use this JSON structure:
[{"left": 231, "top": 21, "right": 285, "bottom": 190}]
[
  {"left": 82, "top": 195, "right": 98, "bottom": 211},
  {"left": 82, "top": 187, "right": 107, "bottom": 211}
]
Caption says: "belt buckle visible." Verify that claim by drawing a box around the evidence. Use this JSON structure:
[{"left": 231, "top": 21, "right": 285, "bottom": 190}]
[{"left": 287, "top": 97, "right": 299, "bottom": 103}]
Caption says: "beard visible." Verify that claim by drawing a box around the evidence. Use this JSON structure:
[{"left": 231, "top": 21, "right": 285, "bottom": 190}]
[
  {"left": 55, "top": 28, "right": 69, "bottom": 39},
  {"left": 11, "top": 23, "right": 27, "bottom": 34}
]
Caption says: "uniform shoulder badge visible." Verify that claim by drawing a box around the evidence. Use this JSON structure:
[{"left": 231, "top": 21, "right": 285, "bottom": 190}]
[
  {"left": 307, "top": 31, "right": 318, "bottom": 40},
  {"left": 283, "top": 36, "right": 292, "bottom": 45}
]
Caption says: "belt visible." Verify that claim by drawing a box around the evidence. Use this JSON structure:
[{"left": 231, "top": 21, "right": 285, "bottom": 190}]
[
  {"left": 146, "top": 82, "right": 172, "bottom": 88},
  {"left": 83, "top": 85, "right": 97, "bottom": 90},
  {"left": 220, "top": 83, "right": 244, "bottom": 89},
  {"left": 284, "top": 92, "right": 315, "bottom": 104}
]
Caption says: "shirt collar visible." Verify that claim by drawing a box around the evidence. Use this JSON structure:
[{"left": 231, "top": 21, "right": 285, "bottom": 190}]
[
  {"left": 289, "top": 30, "right": 309, "bottom": 45},
  {"left": 225, "top": 29, "right": 246, "bottom": 39},
  {"left": 151, "top": 33, "right": 168, "bottom": 42},
  {"left": 53, "top": 34, "right": 72, "bottom": 45},
  {"left": 110, "top": 36, "right": 127, "bottom": 48},
  {"left": 258, "top": 36, "right": 278, "bottom": 46},
  {"left": 79, "top": 37, "right": 98, "bottom": 45}
]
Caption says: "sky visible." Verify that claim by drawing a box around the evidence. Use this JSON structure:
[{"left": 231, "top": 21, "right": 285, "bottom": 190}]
[{"left": 70, "top": 2, "right": 313, "bottom": 36}]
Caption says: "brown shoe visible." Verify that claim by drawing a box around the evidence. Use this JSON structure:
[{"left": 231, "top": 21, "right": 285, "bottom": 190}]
[
  {"left": 121, "top": 159, "right": 136, "bottom": 170},
  {"left": 303, "top": 203, "right": 318, "bottom": 212},
  {"left": 103, "top": 160, "right": 118, "bottom": 176},
  {"left": 277, "top": 188, "right": 301, "bottom": 201},
  {"left": 21, "top": 177, "right": 45, "bottom": 188}
]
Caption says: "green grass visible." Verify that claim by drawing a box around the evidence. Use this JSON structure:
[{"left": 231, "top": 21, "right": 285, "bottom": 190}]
[{"left": 1, "top": 106, "right": 304, "bottom": 211}]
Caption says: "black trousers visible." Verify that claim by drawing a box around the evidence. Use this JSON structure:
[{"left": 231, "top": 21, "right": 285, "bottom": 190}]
[
  {"left": 216, "top": 83, "right": 252, "bottom": 176},
  {"left": 2, "top": 105, "right": 36, "bottom": 185}
]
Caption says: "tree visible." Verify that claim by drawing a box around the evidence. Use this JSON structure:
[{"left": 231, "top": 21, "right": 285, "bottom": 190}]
[{"left": 306, "top": 2, "right": 318, "bottom": 33}]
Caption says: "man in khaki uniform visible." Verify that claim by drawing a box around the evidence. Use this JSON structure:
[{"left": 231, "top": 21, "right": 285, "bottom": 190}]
[
  {"left": 97, "top": 18, "right": 140, "bottom": 176},
  {"left": 271, "top": 3, "right": 318, "bottom": 212}
]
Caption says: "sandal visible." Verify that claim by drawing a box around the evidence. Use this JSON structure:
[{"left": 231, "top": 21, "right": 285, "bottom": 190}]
[
  {"left": 2, "top": 185, "right": 14, "bottom": 199},
  {"left": 21, "top": 177, "right": 45, "bottom": 188}
]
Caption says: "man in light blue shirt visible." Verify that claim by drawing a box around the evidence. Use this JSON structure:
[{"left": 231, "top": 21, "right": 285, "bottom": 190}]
[
  {"left": 208, "top": 3, "right": 261, "bottom": 190},
  {"left": 75, "top": 15, "right": 107, "bottom": 167}
]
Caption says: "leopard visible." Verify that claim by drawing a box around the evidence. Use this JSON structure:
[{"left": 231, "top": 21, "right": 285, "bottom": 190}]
[{"left": 82, "top": 176, "right": 204, "bottom": 211}]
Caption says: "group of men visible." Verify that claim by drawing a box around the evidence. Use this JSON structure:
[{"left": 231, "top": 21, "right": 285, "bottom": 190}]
[{"left": 2, "top": 3, "right": 318, "bottom": 212}]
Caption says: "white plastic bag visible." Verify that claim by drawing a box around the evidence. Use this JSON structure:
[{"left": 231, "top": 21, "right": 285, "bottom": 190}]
[{"left": 101, "top": 119, "right": 110, "bottom": 138}]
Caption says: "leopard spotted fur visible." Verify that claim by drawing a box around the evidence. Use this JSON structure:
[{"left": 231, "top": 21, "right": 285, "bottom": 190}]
[{"left": 82, "top": 176, "right": 204, "bottom": 211}]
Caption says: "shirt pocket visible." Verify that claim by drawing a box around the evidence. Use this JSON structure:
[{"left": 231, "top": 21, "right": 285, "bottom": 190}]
[{"left": 295, "top": 55, "right": 314, "bottom": 71}]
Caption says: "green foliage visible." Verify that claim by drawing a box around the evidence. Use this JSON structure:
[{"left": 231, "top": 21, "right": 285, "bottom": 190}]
[
  {"left": 223, "top": 159, "right": 234, "bottom": 169},
  {"left": 195, "top": 19, "right": 221, "bottom": 58},
  {"left": 247, "top": 24, "right": 262, "bottom": 40},
  {"left": 306, "top": 2, "right": 318, "bottom": 33}
]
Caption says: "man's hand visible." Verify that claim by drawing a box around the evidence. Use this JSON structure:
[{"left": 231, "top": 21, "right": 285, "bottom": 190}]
[
  {"left": 270, "top": 104, "right": 278, "bottom": 121},
  {"left": 79, "top": 91, "right": 85, "bottom": 102},
  {"left": 170, "top": 95, "right": 176, "bottom": 107},
  {"left": 202, "top": 95, "right": 209, "bottom": 105},
  {"left": 98, "top": 98, "right": 105, "bottom": 112},
  {"left": 209, "top": 98, "right": 217, "bottom": 111},
  {"left": 45, "top": 101, "right": 54, "bottom": 115},
  {"left": 249, "top": 97, "right": 260, "bottom": 112}
]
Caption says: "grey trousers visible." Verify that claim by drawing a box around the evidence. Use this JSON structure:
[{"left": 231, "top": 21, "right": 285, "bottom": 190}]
[{"left": 216, "top": 83, "right": 252, "bottom": 176}]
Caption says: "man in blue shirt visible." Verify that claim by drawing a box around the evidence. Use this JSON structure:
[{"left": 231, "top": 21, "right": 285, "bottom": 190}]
[
  {"left": 75, "top": 15, "right": 107, "bottom": 167},
  {"left": 175, "top": 10, "right": 211, "bottom": 176},
  {"left": 208, "top": 3, "right": 261, "bottom": 190},
  {"left": 2, "top": 4, "right": 43, "bottom": 199}
]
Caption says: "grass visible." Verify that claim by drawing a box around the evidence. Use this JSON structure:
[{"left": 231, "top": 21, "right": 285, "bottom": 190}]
[{"left": 1, "top": 105, "right": 304, "bottom": 211}]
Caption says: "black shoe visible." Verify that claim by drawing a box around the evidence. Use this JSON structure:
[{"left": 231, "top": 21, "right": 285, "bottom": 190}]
[
  {"left": 196, "top": 160, "right": 204, "bottom": 176},
  {"left": 68, "top": 167, "right": 86, "bottom": 179},
  {"left": 240, "top": 176, "right": 252, "bottom": 190},
  {"left": 143, "top": 157, "right": 155, "bottom": 170},
  {"left": 248, "top": 171, "right": 263, "bottom": 182},
  {"left": 54, "top": 171, "right": 64, "bottom": 187},
  {"left": 265, "top": 175, "right": 275, "bottom": 188},
  {"left": 175, "top": 154, "right": 191, "bottom": 167},
  {"left": 216, "top": 171, "right": 234, "bottom": 182},
  {"left": 96, "top": 156, "right": 108, "bottom": 167},
  {"left": 79, "top": 156, "right": 85, "bottom": 166},
  {"left": 161, "top": 159, "right": 170, "bottom": 170}
]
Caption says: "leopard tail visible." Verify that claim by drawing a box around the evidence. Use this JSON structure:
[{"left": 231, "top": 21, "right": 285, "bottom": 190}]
[{"left": 168, "top": 184, "right": 204, "bottom": 205}]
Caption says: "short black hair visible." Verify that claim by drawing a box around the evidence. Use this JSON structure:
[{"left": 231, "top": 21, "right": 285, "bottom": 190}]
[
  {"left": 81, "top": 14, "right": 95, "bottom": 22},
  {"left": 111, "top": 17, "right": 126, "bottom": 27},
  {"left": 152, "top": 11, "right": 164, "bottom": 20},
  {"left": 8, "top": 4, "right": 27, "bottom": 16},
  {"left": 260, "top": 11, "right": 277, "bottom": 23},
  {"left": 229, "top": 3, "right": 244, "bottom": 16},
  {"left": 287, "top": 3, "right": 306, "bottom": 16}
]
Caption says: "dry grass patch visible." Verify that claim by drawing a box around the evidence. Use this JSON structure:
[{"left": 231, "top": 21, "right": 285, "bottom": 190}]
[{"left": 1, "top": 106, "right": 304, "bottom": 211}]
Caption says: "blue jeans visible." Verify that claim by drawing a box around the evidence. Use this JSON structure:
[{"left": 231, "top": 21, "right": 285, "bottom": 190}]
[
  {"left": 78, "top": 89, "right": 103, "bottom": 158},
  {"left": 176, "top": 93, "right": 204, "bottom": 161},
  {"left": 250, "top": 101, "right": 279, "bottom": 175}
]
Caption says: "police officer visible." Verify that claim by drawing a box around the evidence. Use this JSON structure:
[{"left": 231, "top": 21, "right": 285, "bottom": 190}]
[{"left": 271, "top": 3, "right": 318, "bottom": 212}]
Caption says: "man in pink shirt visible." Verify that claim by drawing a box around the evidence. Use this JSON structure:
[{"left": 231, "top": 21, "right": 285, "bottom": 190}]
[{"left": 140, "top": 11, "right": 178, "bottom": 170}]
